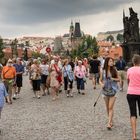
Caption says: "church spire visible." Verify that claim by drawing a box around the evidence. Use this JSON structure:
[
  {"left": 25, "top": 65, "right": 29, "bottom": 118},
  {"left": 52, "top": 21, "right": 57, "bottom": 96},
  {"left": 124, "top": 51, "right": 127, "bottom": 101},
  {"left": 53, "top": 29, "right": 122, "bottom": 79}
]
[
  {"left": 71, "top": 20, "right": 73, "bottom": 26},
  {"left": 69, "top": 20, "right": 74, "bottom": 40},
  {"left": 123, "top": 9, "right": 125, "bottom": 19},
  {"left": 74, "top": 22, "right": 81, "bottom": 38}
]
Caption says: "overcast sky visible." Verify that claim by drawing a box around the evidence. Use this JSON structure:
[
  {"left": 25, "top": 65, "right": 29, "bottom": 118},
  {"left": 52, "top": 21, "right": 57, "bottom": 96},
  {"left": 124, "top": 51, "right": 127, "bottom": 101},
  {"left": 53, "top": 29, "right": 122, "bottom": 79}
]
[{"left": 0, "top": 0, "right": 140, "bottom": 39}]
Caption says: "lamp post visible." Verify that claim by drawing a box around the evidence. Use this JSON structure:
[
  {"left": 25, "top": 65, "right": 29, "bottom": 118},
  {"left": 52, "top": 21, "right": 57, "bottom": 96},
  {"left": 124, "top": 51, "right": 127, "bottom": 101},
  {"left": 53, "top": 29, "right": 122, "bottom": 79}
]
[
  {"left": 23, "top": 47, "right": 28, "bottom": 61},
  {"left": 11, "top": 41, "right": 14, "bottom": 58},
  {"left": 11, "top": 38, "right": 18, "bottom": 58}
]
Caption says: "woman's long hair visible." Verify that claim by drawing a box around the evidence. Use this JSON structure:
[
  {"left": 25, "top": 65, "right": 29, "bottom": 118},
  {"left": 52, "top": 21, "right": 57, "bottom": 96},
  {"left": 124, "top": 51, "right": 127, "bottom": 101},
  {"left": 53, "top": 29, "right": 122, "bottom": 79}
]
[
  {"left": 103, "top": 57, "right": 117, "bottom": 78},
  {"left": 63, "top": 59, "right": 68, "bottom": 67}
]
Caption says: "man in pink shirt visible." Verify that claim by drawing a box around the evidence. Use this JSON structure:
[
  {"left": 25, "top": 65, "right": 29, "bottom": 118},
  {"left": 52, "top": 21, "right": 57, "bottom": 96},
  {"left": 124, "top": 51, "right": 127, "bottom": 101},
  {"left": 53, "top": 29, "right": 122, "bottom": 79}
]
[{"left": 127, "top": 54, "right": 140, "bottom": 140}]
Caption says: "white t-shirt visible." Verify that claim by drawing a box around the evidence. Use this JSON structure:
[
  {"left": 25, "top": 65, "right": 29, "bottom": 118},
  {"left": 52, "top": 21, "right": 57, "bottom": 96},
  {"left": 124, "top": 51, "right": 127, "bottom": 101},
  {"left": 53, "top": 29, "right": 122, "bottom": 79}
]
[{"left": 40, "top": 64, "right": 49, "bottom": 75}]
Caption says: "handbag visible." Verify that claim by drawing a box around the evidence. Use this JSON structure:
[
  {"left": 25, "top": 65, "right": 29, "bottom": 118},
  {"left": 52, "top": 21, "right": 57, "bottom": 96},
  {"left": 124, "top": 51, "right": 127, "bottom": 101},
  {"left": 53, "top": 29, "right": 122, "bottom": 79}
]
[
  {"left": 30, "top": 72, "right": 39, "bottom": 80},
  {"left": 57, "top": 75, "right": 62, "bottom": 83},
  {"left": 30, "top": 65, "right": 41, "bottom": 80},
  {"left": 54, "top": 64, "right": 62, "bottom": 83}
]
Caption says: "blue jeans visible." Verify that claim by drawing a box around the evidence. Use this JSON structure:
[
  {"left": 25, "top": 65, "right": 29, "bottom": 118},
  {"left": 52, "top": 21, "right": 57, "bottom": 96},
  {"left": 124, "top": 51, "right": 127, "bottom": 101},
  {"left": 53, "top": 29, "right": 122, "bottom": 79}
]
[{"left": 76, "top": 77, "right": 85, "bottom": 90}]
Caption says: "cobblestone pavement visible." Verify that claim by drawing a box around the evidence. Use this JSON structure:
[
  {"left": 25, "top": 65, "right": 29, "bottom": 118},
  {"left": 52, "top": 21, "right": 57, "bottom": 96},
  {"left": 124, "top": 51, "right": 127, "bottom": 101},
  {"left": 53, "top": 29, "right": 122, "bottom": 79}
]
[{"left": 0, "top": 75, "right": 140, "bottom": 140}]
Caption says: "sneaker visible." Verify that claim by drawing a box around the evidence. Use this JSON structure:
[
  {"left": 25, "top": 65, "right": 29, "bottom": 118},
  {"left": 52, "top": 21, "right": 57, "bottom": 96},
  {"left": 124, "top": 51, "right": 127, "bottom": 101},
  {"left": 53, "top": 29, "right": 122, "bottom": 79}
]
[
  {"left": 33, "top": 93, "right": 37, "bottom": 98},
  {"left": 16, "top": 94, "right": 20, "bottom": 99},
  {"left": 70, "top": 93, "right": 73, "bottom": 97},
  {"left": 82, "top": 92, "right": 85, "bottom": 95},
  {"left": 42, "top": 93, "right": 46, "bottom": 96},
  {"left": 59, "top": 89, "right": 62, "bottom": 93},
  {"left": 37, "top": 95, "right": 41, "bottom": 99},
  {"left": 120, "top": 88, "right": 123, "bottom": 92},
  {"left": 13, "top": 94, "right": 17, "bottom": 100},
  {"left": 67, "top": 94, "right": 69, "bottom": 97},
  {"left": 67, "top": 90, "right": 70, "bottom": 94},
  {"left": 78, "top": 90, "right": 81, "bottom": 94}
]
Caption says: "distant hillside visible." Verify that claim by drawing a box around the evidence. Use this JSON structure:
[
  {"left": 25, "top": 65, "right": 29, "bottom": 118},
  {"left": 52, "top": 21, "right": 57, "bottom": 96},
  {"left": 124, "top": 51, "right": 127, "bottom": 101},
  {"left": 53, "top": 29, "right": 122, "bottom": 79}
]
[
  {"left": 97, "top": 30, "right": 123, "bottom": 41},
  {"left": 97, "top": 29, "right": 140, "bottom": 41},
  {"left": 98, "top": 29, "right": 123, "bottom": 35}
]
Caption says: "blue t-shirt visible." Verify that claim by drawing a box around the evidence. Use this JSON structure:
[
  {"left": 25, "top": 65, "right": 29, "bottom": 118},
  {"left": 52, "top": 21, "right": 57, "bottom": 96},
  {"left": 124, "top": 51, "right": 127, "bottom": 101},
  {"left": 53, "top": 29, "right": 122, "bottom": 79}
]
[
  {"left": 0, "top": 82, "right": 8, "bottom": 108},
  {"left": 13, "top": 64, "right": 24, "bottom": 73},
  {"left": 115, "top": 60, "right": 126, "bottom": 70}
]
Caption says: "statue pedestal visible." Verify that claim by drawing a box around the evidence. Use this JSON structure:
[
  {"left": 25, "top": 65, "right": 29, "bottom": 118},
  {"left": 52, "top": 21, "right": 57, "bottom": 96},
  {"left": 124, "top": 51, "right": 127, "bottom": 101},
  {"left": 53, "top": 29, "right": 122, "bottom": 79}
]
[{"left": 123, "top": 42, "right": 140, "bottom": 64}]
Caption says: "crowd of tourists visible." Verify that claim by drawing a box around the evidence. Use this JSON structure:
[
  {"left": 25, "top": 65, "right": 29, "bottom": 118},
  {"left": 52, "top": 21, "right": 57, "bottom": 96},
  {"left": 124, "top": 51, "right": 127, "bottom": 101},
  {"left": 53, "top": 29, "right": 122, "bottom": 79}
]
[{"left": 0, "top": 54, "right": 140, "bottom": 140}]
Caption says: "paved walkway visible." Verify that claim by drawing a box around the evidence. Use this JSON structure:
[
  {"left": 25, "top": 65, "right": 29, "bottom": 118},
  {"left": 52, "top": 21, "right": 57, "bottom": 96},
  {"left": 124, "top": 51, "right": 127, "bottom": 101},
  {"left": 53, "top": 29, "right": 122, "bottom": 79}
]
[{"left": 0, "top": 75, "right": 140, "bottom": 140}]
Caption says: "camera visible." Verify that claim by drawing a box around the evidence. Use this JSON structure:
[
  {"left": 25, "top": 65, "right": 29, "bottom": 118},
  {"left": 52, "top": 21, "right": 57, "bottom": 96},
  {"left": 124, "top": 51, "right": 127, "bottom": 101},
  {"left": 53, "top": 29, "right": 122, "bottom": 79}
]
[{"left": 107, "top": 77, "right": 111, "bottom": 80}]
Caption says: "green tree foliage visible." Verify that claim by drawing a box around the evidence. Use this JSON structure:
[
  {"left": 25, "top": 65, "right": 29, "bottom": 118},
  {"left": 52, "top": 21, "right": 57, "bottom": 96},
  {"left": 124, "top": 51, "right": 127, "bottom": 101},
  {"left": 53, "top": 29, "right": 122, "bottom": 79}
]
[
  {"left": 106, "top": 35, "right": 114, "bottom": 41},
  {"left": 71, "top": 49, "right": 77, "bottom": 58},
  {"left": 71, "top": 36, "right": 99, "bottom": 58},
  {"left": 0, "top": 38, "right": 4, "bottom": 60},
  {"left": 25, "top": 41, "right": 30, "bottom": 46},
  {"left": 0, "top": 38, "right": 7, "bottom": 65},
  {"left": 32, "top": 52, "right": 41, "bottom": 58},
  {"left": 32, "top": 51, "right": 45, "bottom": 59},
  {"left": 117, "top": 34, "right": 124, "bottom": 42},
  {"left": 11, "top": 38, "right": 18, "bottom": 57},
  {"left": 92, "top": 37, "right": 99, "bottom": 54}
]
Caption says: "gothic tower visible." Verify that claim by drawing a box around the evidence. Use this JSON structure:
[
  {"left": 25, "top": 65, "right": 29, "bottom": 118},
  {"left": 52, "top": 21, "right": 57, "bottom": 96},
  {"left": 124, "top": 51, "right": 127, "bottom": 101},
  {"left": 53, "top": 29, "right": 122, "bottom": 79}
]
[
  {"left": 69, "top": 21, "right": 74, "bottom": 42},
  {"left": 74, "top": 22, "right": 82, "bottom": 38},
  {"left": 69, "top": 21, "right": 83, "bottom": 49}
]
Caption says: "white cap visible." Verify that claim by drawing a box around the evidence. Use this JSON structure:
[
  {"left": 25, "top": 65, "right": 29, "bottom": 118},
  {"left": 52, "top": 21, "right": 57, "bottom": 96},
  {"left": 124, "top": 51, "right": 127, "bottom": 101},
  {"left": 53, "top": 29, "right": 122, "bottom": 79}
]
[
  {"left": 78, "top": 60, "right": 82, "bottom": 63},
  {"left": 8, "top": 59, "right": 12, "bottom": 63}
]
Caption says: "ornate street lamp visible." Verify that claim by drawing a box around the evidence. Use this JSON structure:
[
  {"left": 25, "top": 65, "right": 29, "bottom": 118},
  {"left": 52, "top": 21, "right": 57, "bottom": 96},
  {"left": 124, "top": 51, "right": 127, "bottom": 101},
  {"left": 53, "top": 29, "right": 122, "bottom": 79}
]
[
  {"left": 23, "top": 47, "right": 28, "bottom": 61},
  {"left": 11, "top": 38, "right": 18, "bottom": 58},
  {"left": 11, "top": 41, "right": 14, "bottom": 58}
]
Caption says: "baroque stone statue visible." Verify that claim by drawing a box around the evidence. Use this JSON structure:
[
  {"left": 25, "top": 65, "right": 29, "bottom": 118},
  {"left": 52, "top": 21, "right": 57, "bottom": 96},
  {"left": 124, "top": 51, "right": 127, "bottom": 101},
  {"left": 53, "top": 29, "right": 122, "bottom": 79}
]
[
  {"left": 122, "top": 8, "right": 140, "bottom": 64},
  {"left": 123, "top": 7, "right": 140, "bottom": 43}
]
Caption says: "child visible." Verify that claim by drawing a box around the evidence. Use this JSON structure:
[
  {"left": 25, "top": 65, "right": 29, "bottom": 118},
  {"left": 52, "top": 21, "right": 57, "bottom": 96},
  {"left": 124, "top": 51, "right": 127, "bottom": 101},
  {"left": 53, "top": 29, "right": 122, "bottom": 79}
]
[{"left": 0, "top": 79, "right": 10, "bottom": 133}]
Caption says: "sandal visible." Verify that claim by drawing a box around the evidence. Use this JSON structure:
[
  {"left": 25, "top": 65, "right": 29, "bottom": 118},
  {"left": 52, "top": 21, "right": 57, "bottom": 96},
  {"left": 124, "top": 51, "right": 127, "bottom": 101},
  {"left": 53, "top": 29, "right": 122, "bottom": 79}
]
[
  {"left": 107, "top": 126, "right": 112, "bottom": 130},
  {"left": 107, "top": 124, "right": 112, "bottom": 130},
  {"left": 110, "top": 123, "right": 113, "bottom": 127}
]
